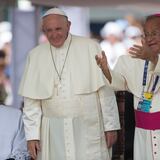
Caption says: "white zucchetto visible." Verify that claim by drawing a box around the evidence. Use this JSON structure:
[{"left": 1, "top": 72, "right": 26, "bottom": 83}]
[{"left": 42, "top": 7, "right": 67, "bottom": 18}]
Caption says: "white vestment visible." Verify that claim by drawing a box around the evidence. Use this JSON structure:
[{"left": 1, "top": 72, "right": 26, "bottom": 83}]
[
  {"left": 108, "top": 54, "right": 160, "bottom": 160},
  {"left": 0, "top": 105, "right": 29, "bottom": 160},
  {"left": 19, "top": 34, "right": 120, "bottom": 160}
]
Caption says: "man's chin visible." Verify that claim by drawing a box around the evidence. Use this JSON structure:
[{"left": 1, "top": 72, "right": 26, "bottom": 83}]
[{"left": 52, "top": 43, "right": 62, "bottom": 48}]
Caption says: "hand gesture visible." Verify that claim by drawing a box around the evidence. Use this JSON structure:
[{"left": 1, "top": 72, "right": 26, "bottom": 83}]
[
  {"left": 95, "top": 51, "right": 112, "bottom": 82},
  {"left": 129, "top": 39, "right": 158, "bottom": 65}
]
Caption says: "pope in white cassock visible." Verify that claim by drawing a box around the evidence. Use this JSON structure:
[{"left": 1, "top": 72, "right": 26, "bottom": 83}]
[
  {"left": 19, "top": 8, "right": 120, "bottom": 160},
  {"left": 0, "top": 84, "right": 29, "bottom": 160}
]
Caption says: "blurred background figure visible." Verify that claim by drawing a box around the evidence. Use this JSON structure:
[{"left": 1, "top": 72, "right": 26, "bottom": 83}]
[
  {"left": 0, "top": 84, "right": 30, "bottom": 160},
  {"left": 0, "top": 49, "right": 12, "bottom": 105},
  {"left": 125, "top": 14, "right": 143, "bottom": 30},
  {"left": 100, "top": 21, "right": 127, "bottom": 69},
  {"left": 115, "top": 19, "right": 129, "bottom": 33},
  {"left": 0, "top": 21, "right": 12, "bottom": 79},
  {"left": 123, "top": 25, "right": 142, "bottom": 50}
]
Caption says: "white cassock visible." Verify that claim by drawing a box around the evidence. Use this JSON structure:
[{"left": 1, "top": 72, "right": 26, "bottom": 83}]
[
  {"left": 19, "top": 34, "right": 120, "bottom": 160},
  {"left": 107, "top": 54, "right": 160, "bottom": 160},
  {"left": 0, "top": 105, "right": 29, "bottom": 160}
]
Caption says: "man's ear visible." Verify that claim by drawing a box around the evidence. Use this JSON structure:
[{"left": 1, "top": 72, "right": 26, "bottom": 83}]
[
  {"left": 41, "top": 25, "right": 45, "bottom": 33},
  {"left": 68, "top": 21, "right": 71, "bottom": 28},
  {"left": 42, "top": 28, "right": 45, "bottom": 33}
]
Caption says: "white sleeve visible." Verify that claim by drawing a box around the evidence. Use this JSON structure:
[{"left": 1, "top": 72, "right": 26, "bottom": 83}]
[
  {"left": 23, "top": 97, "right": 42, "bottom": 140},
  {"left": 104, "top": 55, "right": 130, "bottom": 91},
  {"left": 98, "top": 85, "right": 120, "bottom": 131},
  {"left": 109, "top": 70, "right": 127, "bottom": 91}
]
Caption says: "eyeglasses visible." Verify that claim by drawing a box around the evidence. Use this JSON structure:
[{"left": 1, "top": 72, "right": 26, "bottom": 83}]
[{"left": 142, "top": 30, "right": 160, "bottom": 39}]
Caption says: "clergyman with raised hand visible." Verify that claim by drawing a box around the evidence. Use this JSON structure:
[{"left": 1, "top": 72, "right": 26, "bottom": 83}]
[{"left": 96, "top": 13, "right": 160, "bottom": 160}]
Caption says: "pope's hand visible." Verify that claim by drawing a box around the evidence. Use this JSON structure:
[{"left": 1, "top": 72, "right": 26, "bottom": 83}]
[
  {"left": 105, "top": 130, "right": 118, "bottom": 148},
  {"left": 27, "top": 140, "right": 41, "bottom": 160}
]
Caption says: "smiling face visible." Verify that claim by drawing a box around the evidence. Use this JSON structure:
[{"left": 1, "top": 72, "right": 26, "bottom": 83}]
[
  {"left": 42, "top": 14, "right": 71, "bottom": 48},
  {"left": 144, "top": 17, "right": 160, "bottom": 55}
]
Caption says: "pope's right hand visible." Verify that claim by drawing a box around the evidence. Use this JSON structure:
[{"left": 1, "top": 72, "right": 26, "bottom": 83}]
[{"left": 27, "top": 140, "right": 41, "bottom": 160}]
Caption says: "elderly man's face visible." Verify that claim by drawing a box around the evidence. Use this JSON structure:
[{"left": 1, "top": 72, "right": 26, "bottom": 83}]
[
  {"left": 42, "top": 15, "right": 71, "bottom": 48},
  {"left": 144, "top": 17, "right": 160, "bottom": 55}
]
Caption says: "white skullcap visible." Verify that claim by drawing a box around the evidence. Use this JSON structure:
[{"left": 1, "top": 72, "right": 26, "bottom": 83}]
[
  {"left": 42, "top": 7, "right": 67, "bottom": 18},
  {"left": 125, "top": 26, "right": 142, "bottom": 38},
  {"left": 100, "top": 22, "right": 122, "bottom": 39}
]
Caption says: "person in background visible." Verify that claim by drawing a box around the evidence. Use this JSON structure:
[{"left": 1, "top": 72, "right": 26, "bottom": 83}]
[
  {"left": 0, "top": 49, "right": 12, "bottom": 105},
  {"left": 96, "top": 13, "right": 160, "bottom": 160},
  {"left": 0, "top": 84, "right": 30, "bottom": 160},
  {"left": 0, "top": 21, "right": 12, "bottom": 79},
  {"left": 123, "top": 25, "right": 142, "bottom": 50},
  {"left": 100, "top": 21, "right": 127, "bottom": 69},
  {"left": 19, "top": 7, "right": 120, "bottom": 160}
]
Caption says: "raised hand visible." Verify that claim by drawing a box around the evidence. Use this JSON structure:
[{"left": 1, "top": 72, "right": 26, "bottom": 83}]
[
  {"left": 95, "top": 51, "right": 112, "bottom": 83},
  {"left": 129, "top": 39, "right": 158, "bottom": 65}
]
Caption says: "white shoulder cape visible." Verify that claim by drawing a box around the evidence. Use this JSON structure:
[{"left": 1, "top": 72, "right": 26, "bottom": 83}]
[{"left": 19, "top": 34, "right": 106, "bottom": 99}]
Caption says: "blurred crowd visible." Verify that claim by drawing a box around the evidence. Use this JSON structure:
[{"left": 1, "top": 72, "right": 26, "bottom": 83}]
[
  {"left": 0, "top": 21, "right": 12, "bottom": 106},
  {"left": 99, "top": 15, "right": 143, "bottom": 69}
]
